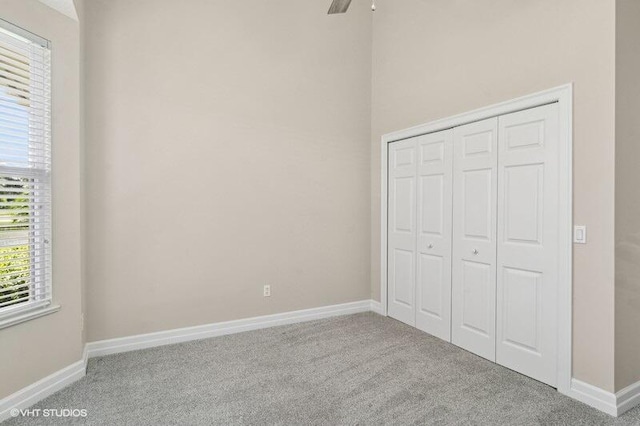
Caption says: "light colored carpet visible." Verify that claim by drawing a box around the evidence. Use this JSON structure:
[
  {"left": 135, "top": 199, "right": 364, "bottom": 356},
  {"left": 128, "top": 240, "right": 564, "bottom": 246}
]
[{"left": 3, "top": 312, "right": 640, "bottom": 425}]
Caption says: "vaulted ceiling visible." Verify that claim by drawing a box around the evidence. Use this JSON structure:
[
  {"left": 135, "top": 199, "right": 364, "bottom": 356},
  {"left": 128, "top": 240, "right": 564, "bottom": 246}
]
[{"left": 38, "top": 0, "right": 77, "bottom": 20}]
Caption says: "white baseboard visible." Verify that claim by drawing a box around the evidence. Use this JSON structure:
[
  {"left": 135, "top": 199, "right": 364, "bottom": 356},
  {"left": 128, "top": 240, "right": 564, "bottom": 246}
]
[
  {"left": 0, "top": 358, "right": 86, "bottom": 422},
  {"left": 568, "top": 379, "right": 618, "bottom": 416},
  {"left": 86, "top": 299, "right": 373, "bottom": 358},
  {"left": 617, "top": 380, "right": 640, "bottom": 416},
  {"left": 369, "top": 300, "right": 383, "bottom": 315},
  {"left": 568, "top": 378, "right": 640, "bottom": 417}
]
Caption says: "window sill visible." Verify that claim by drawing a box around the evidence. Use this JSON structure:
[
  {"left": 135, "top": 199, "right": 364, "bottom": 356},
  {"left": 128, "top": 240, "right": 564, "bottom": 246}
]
[{"left": 0, "top": 304, "right": 61, "bottom": 331}]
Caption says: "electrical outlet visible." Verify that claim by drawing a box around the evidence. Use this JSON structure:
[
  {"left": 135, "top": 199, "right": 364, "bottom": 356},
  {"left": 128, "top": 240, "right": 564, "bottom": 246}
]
[{"left": 263, "top": 285, "right": 271, "bottom": 297}]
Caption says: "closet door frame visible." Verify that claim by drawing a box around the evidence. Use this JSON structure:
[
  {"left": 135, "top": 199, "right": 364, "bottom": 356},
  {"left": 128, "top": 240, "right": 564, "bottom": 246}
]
[{"left": 380, "top": 84, "right": 572, "bottom": 396}]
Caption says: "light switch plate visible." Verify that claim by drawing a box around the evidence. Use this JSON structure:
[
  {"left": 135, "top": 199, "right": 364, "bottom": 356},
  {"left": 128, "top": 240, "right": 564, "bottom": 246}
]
[{"left": 574, "top": 225, "right": 587, "bottom": 244}]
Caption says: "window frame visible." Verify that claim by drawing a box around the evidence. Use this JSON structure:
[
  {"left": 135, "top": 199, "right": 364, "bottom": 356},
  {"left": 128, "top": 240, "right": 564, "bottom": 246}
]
[{"left": 0, "top": 18, "right": 58, "bottom": 330}]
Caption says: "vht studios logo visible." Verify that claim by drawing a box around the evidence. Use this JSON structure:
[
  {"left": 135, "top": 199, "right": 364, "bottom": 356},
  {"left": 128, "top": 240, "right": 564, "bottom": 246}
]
[{"left": 10, "top": 408, "right": 88, "bottom": 418}]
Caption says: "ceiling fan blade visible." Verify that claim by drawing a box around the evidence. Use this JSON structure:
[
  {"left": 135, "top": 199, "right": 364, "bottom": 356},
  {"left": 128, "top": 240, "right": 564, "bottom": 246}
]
[{"left": 328, "top": 0, "right": 352, "bottom": 14}]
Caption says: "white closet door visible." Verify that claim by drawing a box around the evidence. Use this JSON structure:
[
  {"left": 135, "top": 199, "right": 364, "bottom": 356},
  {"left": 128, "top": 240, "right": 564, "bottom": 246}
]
[
  {"left": 496, "top": 104, "right": 559, "bottom": 387},
  {"left": 415, "top": 130, "right": 453, "bottom": 341},
  {"left": 388, "top": 138, "right": 417, "bottom": 326},
  {"left": 452, "top": 118, "right": 498, "bottom": 361}
]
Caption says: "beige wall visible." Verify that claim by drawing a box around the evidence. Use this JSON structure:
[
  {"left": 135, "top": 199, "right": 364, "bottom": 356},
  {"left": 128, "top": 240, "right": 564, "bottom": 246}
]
[
  {"left": 371, "top": 0, "right": 616, "bottom": 391},
  {"left": 84, "top": 0, "right": 372, "bottom": 341},
  {"left": 0, "top": 0, "right": 83, "bottom": 399},
  {"left": 615, "top": 0, "right": 640, "bottom": 392}
]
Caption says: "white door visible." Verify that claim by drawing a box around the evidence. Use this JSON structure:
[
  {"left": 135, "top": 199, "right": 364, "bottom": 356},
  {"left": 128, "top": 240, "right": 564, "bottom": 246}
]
[
  {"left": 415, "top": 130, "right": 453, "bottom": 340},
  {"left": 451, "top": 118, "right": 498, "bottom": 361},
  {"left": 387, "top": 138, "right": 417, "bottom": 326},
  {"left": 496, "top": 104, "right": 559, "bottom": 386}
]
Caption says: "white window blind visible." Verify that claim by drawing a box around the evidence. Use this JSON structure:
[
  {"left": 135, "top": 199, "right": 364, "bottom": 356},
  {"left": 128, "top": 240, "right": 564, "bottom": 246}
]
[{"left": 0, "top": 21, "right": 52, "bottom": 325}]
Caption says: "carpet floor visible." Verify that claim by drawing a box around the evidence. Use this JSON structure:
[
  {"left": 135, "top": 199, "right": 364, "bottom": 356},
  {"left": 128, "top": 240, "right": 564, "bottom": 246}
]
[{"left": 4, "top": 312, "right": 640, "bottom": 425}]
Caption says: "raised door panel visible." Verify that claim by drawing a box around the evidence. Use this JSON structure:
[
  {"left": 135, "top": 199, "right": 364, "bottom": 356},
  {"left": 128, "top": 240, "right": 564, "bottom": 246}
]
[
  {"left": 452, "top": 118, "right": 498, "bottom": 361},
  {"left": 463, "top": 169, "right": 493, "bottom": 240},
  {"left": 393, "top": 177, "right": 414, "bottom": 233},
  {"left": 503, "top": 164, "right": 544, "bottom": 245},
  {"left": 420, "top": 175, "right": 444, "bottom": 236},
  {"left": 496, "top": 103, "right": 559, "bottom": 387},
  {"left": 415, "top": 130, "right": 453, "bottom": 341},
  {"left": 388, "top": 138, "right": 417, "bottom": 326},
  {"left": 501, "top": 267, "right": 542, "bottom": 352},
  {"left": 418, "top": 253, "right": 443, "bottom": 317},
  {"left": 392, "top": 249, "right": 414, "bottom": 307},
  {"left": 461, "top": 260, "right": 492, "bottom": 337}
]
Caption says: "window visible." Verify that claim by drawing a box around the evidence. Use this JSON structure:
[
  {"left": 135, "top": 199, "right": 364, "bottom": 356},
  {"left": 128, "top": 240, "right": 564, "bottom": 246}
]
[{"left": 0, "top": 19, "right": 54, "bottom": 329}]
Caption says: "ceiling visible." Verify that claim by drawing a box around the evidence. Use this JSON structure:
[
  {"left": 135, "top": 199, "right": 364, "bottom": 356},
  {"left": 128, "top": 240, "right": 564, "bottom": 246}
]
[{"left": 37, "top": 0, "right": 78, "bottom": 21}]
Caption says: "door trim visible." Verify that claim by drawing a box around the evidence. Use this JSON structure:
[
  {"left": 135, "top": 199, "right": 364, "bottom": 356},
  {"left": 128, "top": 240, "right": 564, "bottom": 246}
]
[{"left": 380, "top": 84, "right": 573, "bottom": 395}]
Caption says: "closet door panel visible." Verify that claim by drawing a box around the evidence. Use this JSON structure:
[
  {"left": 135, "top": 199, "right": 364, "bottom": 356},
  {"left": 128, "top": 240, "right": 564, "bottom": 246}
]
[
  {"left": 496, "top": 104, "right": 559, "bottom": 387},
  {"left": 415, "top": 130, "right": 453, "bottom": 341},
  {"left": 388, "top": 138, "right": 417, "bottom": 326},
  {"left": 452, "top": 118, "right": 498, "bottom": 361}
]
